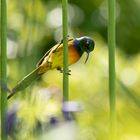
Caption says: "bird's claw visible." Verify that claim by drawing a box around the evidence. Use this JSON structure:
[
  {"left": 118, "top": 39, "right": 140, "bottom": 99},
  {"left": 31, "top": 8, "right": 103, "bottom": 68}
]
[
  {"left": 57, "top": 67, "right": 71, "bottom": 75},
  {"left": 66, "top": 70, "right": 71, "bottom": 75},
  {"left": 64, "top": 70, "right": 71, "bottom": 75}
]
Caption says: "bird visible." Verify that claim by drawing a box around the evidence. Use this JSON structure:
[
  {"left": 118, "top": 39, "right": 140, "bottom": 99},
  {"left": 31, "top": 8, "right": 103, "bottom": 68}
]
[{"left": 7, "top": 36, "right": 95, "bottom": 99}]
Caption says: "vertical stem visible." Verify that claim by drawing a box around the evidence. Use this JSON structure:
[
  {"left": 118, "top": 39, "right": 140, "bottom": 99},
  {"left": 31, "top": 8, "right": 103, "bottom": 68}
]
[
  {"left": 62, "top": 0, "right": 69, "bottom": 101},
  {"left": 1, "top": 0, "right": 7, "bottom": 139},
  {"left": 108, "top": 0, "right": 116, "bottom": 139}
]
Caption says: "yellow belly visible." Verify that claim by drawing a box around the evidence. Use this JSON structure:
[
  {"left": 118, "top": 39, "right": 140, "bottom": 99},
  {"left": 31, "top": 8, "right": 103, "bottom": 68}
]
[{"left": 38, "top": 40, "right": 80, "bottom": 74}]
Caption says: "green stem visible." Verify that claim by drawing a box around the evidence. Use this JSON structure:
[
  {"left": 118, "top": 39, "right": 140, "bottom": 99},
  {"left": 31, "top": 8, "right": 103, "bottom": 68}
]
[
  {"left": 62, "top": 0, "right": 69, "bottom": 101},
  {"left": 1, "top": 0, "right": 7, "bottom": 139},
  {"left": 108, "top": 0, "right": 116, "bottom": 139}
]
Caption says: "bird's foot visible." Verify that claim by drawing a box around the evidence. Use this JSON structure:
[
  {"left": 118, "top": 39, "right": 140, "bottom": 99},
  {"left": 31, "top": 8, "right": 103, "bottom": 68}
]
[{"left": 57, "top": 67, "right": 71, "bottom": 75}]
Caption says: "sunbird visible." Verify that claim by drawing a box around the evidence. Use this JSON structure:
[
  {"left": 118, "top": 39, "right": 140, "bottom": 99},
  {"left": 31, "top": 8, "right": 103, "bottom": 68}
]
[{"left": 7, "top": 36, "right": 95, "bottom": 99}]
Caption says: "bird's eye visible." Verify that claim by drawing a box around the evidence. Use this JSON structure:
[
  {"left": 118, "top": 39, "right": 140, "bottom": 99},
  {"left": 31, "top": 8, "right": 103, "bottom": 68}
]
[{"left": 85, "top": 41, "right": 90, "bottom": 49}]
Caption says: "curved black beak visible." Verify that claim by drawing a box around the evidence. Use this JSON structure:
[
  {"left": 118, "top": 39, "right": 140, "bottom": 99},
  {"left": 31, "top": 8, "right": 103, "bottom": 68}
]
[{"left": 84, "top": 51, "right": 90, "bottom": 64}]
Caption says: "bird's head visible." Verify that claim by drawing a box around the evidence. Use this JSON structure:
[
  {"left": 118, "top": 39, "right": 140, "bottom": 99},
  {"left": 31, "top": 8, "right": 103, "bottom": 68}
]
[{"left": 75, "top": 36, "right": 95, "bottom": 63}]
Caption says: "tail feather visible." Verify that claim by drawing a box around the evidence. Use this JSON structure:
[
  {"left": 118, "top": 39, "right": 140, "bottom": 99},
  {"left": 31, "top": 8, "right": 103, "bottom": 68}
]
[{"left": 7, "top": 67, "right": 42, "bottom": 99}]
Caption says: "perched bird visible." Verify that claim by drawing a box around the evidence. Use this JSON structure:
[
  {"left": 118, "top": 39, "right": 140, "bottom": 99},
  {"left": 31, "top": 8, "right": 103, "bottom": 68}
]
[{"left": 7, "top": 36, "right": 95, "bottom": 99}]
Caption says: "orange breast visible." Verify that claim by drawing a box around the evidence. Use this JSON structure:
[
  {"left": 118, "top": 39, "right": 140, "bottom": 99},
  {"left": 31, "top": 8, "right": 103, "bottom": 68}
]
[{"left": 68, "top": 41, "right": 81, "bottom": 65}]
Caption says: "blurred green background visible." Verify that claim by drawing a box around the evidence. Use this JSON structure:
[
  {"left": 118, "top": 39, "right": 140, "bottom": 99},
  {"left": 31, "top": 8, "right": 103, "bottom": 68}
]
[{"left": 1, "top": 0, "right": 140, "bottom": 139}]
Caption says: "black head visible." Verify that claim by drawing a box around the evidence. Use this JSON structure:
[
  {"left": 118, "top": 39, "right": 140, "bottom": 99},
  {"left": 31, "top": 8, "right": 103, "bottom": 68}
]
[{"left": 75, "top": 36, "right": 95, "bottom": 63}]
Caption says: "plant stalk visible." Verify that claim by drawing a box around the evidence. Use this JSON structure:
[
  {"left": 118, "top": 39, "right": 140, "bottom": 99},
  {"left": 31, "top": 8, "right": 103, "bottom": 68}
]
[
  {"left": 62, "top": 0, "right": 69, "bottom": 101},
  {"left": 1, "top": 0, "right": 7, "bottom": 139},
  {"left": 108, "top": 0, "right": 116, "bottom": 139}
]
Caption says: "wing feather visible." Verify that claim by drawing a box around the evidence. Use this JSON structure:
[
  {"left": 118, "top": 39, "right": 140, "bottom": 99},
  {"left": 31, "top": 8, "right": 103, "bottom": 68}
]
[
  {"left": 36, "top": 42, "right": 62, "bottom": 67},
  {"left": 36, "top": 37, "right": 74, "bottom": 67}
]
